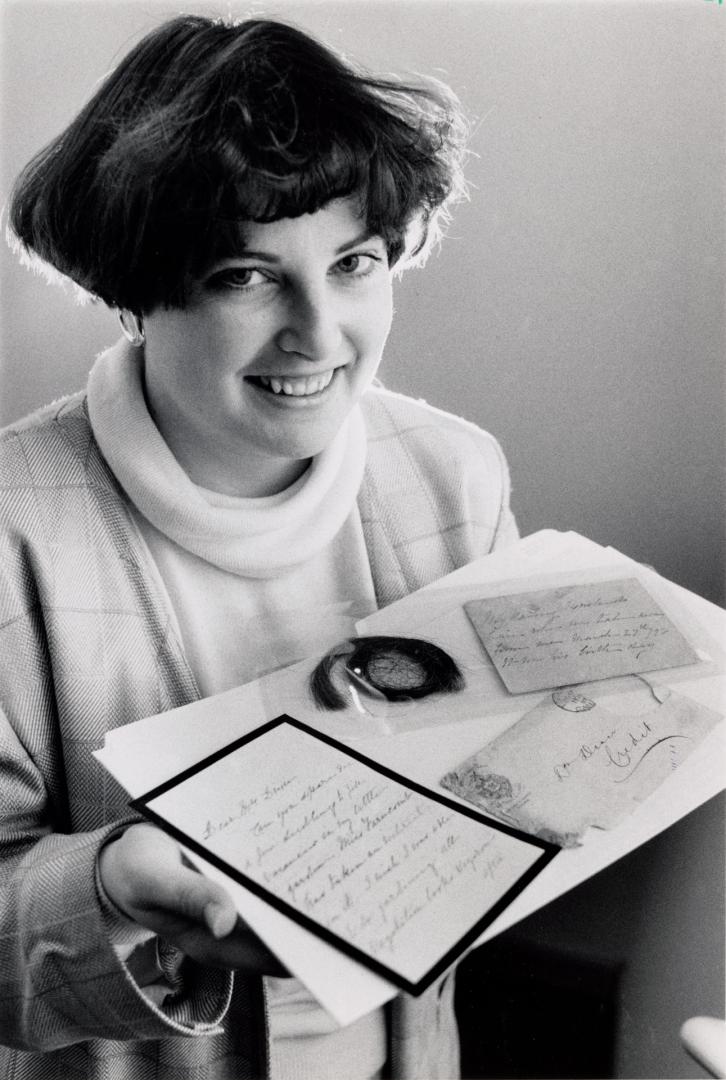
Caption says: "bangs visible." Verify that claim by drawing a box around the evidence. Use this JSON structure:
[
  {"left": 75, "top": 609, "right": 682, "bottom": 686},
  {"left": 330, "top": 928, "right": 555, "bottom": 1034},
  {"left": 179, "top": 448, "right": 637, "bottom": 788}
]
[
  {"left": 9, "top": 16, "right": 468, "bottom": 312},
  {"left": 215, "top": 144, "right": 367, "bottom": 226},
  {"left": 163, "top": 63, "right": 425, "bottom": 285},
  {"left": 144, "top": 95, "right": 425, "bottom": 299},
  {"left": 146, "top": 143, "right": 394, "bottom": 303}
]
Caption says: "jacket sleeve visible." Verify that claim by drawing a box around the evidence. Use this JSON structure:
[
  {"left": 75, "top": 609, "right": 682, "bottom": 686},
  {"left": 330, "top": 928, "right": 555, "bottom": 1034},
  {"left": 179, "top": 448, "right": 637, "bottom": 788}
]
[
  {"left": 0, "top": 705, "right": 233, "bottom": 1051},
  {"left": 0, "top": 414, "right": 236, "bottom": 1051}
]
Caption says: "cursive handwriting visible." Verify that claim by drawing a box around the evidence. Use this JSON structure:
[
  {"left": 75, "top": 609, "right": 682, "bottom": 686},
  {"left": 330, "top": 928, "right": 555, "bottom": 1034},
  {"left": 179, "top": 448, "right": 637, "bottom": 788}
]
[
  {"left": 552, "top": 718, "right": 692, "bottom": 788},
  {"left": 608, "top": 733, "right": 691, "bottom": 783},
  {"left": 465, "top": 578, "right": 695, "bottom": 692},
  {"left": 604, "top": 719, "right": 654, "bottom": 769},
  {"left": 187, "top": 731, "right": 532, "bottom": 973},
  {"left": 554, "top": 728, "right": 618, "bottom": 781}
]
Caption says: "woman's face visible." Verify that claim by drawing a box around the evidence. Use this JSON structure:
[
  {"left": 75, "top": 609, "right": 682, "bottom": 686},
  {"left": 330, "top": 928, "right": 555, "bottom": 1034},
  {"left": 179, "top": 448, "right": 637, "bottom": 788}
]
[{"left": 142, "top": 196, "right": 393, "bottom": 496}]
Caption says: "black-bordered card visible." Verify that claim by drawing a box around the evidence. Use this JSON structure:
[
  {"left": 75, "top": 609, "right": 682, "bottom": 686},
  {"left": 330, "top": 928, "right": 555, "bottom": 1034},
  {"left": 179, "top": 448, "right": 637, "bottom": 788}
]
[{"left": 131, "top": 715, "right": 557, "bottom": 995}]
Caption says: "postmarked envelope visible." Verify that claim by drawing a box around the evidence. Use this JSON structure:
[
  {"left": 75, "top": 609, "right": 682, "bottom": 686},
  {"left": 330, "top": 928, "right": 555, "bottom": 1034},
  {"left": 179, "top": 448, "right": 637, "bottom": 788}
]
[{"left": 440, "top": 679, "right": 721, "bottom": 846}]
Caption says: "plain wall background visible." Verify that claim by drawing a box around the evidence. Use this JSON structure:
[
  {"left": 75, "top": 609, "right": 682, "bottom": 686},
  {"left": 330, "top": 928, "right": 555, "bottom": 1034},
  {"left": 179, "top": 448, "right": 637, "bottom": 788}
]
[{"left": 1, "top": 2, "right": 724, "bottom": 1077}]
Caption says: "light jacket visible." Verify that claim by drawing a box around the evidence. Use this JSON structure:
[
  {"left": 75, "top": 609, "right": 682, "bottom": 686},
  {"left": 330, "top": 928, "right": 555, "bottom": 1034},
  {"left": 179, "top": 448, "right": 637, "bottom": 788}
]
[{"left": 0, "top": 381, "right": 518, "bottom": 1079}]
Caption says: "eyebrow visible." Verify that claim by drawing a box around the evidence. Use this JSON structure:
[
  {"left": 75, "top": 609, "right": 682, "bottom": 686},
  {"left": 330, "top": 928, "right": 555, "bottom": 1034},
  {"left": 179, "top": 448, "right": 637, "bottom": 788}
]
[
  {"left": 216, "top": 230, "right": 379, "bottom": 265},
  {"left": 334, "top": 230, "right": 377, "bottom": 255}
]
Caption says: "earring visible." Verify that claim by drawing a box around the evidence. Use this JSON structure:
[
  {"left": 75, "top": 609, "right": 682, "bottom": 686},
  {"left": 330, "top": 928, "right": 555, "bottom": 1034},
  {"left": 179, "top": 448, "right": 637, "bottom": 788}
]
[{"left": 118, "top": 309, "right": 145, "bottom": 347}]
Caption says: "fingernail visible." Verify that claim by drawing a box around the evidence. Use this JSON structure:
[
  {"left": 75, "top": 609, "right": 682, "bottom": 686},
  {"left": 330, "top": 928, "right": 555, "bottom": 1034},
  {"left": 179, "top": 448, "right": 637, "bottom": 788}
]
[{"left": 204, "top": 902, "right": 228, "bottom": 939}]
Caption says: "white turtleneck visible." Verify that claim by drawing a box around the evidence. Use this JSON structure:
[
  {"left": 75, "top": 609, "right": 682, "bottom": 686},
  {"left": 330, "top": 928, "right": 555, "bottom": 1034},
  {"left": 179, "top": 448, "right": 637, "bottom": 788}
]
[
  {"left": 87, "top": 340, "right": 386, "bottom": 1078},
  {"left": 87, "top": 339, "right": 369, "bottom": 578},
  {"left": 87, "top": 340, "right": 379, "bottom": 691}
]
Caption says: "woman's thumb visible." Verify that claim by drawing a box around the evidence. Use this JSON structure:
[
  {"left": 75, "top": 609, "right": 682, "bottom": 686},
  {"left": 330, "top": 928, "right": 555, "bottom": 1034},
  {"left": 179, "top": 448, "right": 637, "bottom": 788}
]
[
  {"left": 172, "top": 865, "right": 237, "bottom": 938},
  {"left": 203, "top": 898, "right": 238, "bottom": 939}
]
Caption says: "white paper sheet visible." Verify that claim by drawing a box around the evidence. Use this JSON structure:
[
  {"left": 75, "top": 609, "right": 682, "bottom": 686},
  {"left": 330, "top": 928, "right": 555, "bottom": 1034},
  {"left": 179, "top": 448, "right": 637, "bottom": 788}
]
[
  {"left": 95, "top": 680, "right": 398, "bottom": 1025},
  {"left": 95, "top": 530, "right": 726, "bottom": 1023},
  {"left": 134, "top": 718, "right": 552, "bottom": 992}
]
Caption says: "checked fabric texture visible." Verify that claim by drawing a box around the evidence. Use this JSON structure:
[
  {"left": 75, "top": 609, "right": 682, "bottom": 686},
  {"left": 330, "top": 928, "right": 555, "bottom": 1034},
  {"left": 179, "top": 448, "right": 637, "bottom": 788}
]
[{"left": 0, "top": 382, "right": 516, "bottom": 1079}]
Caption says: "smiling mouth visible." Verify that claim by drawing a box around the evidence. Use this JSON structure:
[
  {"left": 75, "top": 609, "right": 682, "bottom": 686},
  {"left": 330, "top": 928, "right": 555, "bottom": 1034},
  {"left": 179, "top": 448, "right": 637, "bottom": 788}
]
[{"left": 249, "top": 370, "right": 337, "bottom": 398}]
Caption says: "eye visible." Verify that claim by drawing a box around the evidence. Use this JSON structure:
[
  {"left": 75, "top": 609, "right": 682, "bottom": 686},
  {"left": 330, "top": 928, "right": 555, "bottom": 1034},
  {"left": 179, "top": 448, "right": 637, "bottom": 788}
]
[
  {"left": 332, "top": 252, "right": 382, "bottom": 278},
  {"left": 206, "top": 266, "right": 274, "bottom": 291}
]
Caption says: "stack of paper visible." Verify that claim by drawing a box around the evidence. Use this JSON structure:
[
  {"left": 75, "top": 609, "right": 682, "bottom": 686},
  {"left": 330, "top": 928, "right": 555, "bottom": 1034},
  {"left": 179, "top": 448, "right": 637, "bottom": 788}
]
[{"left": 95, "top": 530, "right": 725, "bottom": 1022}]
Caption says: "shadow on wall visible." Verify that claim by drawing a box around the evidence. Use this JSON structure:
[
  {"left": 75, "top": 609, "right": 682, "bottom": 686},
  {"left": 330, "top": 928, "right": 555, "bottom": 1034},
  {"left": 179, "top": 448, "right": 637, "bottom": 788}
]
[
  {"left": 457, "top": 937, "right": 621, "bottom": 1079},
  {"left": 456, "top": 791, "right": 725, "bottom": 1080}
]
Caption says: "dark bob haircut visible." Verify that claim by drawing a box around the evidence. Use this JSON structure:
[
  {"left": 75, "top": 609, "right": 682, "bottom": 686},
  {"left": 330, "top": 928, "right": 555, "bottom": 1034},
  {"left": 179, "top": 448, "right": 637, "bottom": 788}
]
[{"left": 8, "top": 15, "right": 469, "bottom": 313}]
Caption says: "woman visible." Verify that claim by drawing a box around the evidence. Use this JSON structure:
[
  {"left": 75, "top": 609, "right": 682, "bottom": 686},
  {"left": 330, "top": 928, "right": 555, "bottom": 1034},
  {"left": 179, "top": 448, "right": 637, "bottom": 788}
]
[{"left": 0, "top": 14, "right": 518, "bottom": 1080}]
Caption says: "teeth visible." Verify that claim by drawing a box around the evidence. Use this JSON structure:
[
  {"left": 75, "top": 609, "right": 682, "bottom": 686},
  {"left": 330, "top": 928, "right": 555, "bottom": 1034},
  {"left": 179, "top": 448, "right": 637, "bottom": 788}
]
[{"left": 257, "top": 370, "right": 335, "bottom": 396}]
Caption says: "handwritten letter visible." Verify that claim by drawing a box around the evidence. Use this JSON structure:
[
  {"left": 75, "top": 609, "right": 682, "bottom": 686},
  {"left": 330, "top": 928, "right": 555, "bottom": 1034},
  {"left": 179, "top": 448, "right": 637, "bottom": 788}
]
[
  {"left": 464, "top": 577, "right": 698, "bottom": 693},
  {"left": 441, "top": 681, "right": 721, "bottom": 846},
  {"left": 137, "top": 718, "right": 552, "bottom": 992}
]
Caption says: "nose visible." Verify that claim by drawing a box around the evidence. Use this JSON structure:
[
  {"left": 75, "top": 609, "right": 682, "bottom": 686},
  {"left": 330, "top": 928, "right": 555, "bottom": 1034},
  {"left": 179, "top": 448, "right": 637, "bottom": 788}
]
[{"left": 275, "top": 284, "right": 343, "bottom": 364}]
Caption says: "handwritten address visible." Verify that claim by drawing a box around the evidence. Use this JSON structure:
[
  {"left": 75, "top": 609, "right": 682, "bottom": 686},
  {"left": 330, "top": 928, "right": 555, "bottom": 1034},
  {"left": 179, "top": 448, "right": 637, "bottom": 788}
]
[
  {"left": 441, "top": 682, "right": 721, "bottom": 847},
  {"left": 464, "top": 578, "right": 697, "bottom": 693},
  {"left": 147, "top": 722, "right": 544, "bottom": 985}
]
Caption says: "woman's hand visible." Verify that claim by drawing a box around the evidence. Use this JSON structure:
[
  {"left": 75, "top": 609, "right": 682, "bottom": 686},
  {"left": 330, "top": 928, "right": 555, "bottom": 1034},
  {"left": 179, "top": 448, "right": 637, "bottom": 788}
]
[{"left": 98, "top": 822, "right": 288, "bottom": 975}]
